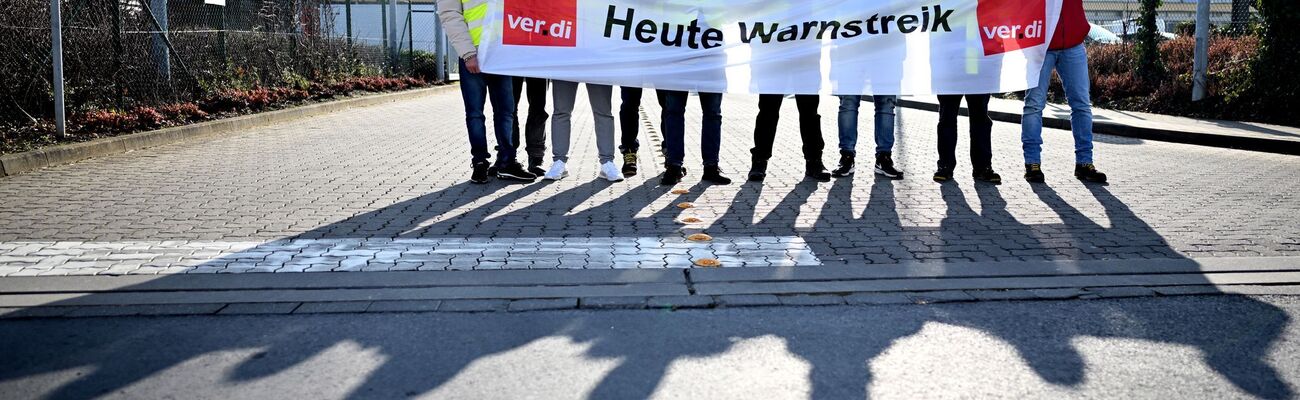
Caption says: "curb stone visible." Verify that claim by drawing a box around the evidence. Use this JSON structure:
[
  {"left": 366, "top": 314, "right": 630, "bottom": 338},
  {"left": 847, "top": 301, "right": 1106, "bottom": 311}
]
[
  {"left": 892, "top": 98, "right": 1300, "bottom": 156},
  {"left": 0, "top": 85, "right": 457, "bottom": 178}
]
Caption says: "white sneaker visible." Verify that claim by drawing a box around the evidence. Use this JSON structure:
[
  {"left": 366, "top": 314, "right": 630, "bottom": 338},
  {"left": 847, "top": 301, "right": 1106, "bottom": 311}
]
[
  {"left": 544, "top": 161, "right": 568, "bottom": 180},
  {"left": 598, "top": 161, "right": 625, "bottom": 182}
]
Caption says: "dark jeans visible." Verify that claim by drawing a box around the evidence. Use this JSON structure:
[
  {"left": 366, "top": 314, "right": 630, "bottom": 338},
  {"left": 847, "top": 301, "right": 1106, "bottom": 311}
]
[
  {"left": 459, "top": 58, "right": 515, "bottom": 166},
  {"left": 510, "top": 77, "right": 549, "bottom": 165},
  {"left": 660, "top": 90, "right": 723, "bottom": 167},
  {"left": 753, "top": 94, "right": 823, "bottom": 163},
  {"left": 618, "top": 87, "right": 666, "bottom": 153},
  {"left": 936, "top": 94, "right": 993, "bottom": 170}
]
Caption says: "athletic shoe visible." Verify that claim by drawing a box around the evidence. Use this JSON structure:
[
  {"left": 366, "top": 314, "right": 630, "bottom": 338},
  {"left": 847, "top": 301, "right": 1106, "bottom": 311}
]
[
  {"left": 544, "top": 160, "right": 569, "bottom": 181},
  {"left": 471, "top": 161, "right": 490, "bottom": 184},
  {"left": 599, "top": 161, "right": 626, "bottom": 182},
  {"left": 806, "top": 160, "right": 831, "bottom": 182},
  {"left": 1024, "top": 163, "right": 1045, "bottom": 182},
  {"left": 702, "top": 165, "right": 732, "bottom": 185},
  {"left": 621, "top": 152, "right": 639, "bottom": 177},
  {"left": 973, "top": 167, "right": 1002, "bottom": 184},
  {"left": 831, "top": 151, "right": 855, "bottom": 177},
  {"left": 1075, "top": 163, "right": 1108, "bottom": 183},
  {"left": 933, "top": 167, "right": 954, "bottom": 182},
  {"left": 874, "top": 152, "right": 904, "bottom": 180},
  {"left": 494, "top": 162, "right": 537, "bottom": 182},
  {"left": 661, "top": 164, "right": 687, "bottom": 185}
]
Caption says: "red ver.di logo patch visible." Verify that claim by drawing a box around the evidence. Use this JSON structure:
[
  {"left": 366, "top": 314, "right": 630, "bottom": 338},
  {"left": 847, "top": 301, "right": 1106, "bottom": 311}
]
[
  {"left": 976, "top": 0, "right": 1046, "bottom": 56},
  {"left": 503, "top": 0, "right": 578, "bottom": 47}
]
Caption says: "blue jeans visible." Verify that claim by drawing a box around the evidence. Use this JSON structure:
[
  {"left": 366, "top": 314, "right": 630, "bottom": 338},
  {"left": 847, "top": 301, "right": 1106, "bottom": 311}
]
[
  {"left": 1022, "top": 44, "right": 1093, "bottom": 164},
  {"left": 836, "top": 95, "right": 898, "bottom": 155},
  {"left": 661, "top": 91, "right": 723, "bottom": 167},
  {"left": 459, "top": 58, "right": 516, "bottom": 166}
]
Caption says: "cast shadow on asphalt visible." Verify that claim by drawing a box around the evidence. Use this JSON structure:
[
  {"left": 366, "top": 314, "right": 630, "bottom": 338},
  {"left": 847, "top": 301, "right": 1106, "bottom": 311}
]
[{"left": 1, "top": 176, "right": 1294, "bottom": 398}]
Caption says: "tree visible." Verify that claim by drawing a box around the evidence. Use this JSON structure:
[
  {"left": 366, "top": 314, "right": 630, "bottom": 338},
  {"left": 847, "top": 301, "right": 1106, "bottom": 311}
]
[
  {"left": 1251, "top": 0, "right": 1300, "bottom": 116},
  {"left": 1134, "top": 0, "right": 1166, "bottom": 82}
]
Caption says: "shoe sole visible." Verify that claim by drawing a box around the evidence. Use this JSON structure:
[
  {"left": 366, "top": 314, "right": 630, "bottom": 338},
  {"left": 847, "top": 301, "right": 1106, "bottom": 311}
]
[
  {"left": 599, "top": 173, "right": 625, "bottom": 182},
  {"left": 544, "top": 172, "right": 569, "bottom": 181},
  {"left": 832, "top": 170, "right": 854, "bottom": 178},
  {"left": 873, "top": 167, "right": 904, "bottom": 180},
  {"left": 1076, "top": 176, "right": 1107, "bottom": 184},
  {"left": 933, "top": 176, "right": 951, "bottom": 182},
  {"left": 496, "top": 174, "right": 536, "bottom": 182}
]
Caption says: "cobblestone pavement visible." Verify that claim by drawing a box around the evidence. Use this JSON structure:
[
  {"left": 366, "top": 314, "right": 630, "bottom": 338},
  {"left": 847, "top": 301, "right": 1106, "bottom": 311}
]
[{"left": 0, "top": 90, "right": 1297, "bottom": 275}]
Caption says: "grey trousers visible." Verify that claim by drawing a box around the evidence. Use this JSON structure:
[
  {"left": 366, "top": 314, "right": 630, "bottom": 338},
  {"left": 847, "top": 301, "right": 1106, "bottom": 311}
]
[{"left": 550, "top": 81, "right": 616, "bottom": 163}]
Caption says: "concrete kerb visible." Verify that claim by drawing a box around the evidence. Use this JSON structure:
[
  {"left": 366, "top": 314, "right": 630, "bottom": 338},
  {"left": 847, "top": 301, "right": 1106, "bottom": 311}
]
[
  {"left": 891, "top": 97, "right": 1300, "bottom": 156},
  {"left": 0, "top": 85, "right": 459, "bottom": 178}
]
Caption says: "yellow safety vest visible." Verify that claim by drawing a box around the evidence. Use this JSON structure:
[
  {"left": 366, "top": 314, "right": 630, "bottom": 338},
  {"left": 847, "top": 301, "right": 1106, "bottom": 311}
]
[{"left": 462, "top": 0, "right": 488, "bottom": 46}]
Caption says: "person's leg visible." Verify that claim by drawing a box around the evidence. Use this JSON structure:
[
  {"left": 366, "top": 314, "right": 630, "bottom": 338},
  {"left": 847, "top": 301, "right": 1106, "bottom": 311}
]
[
  {"left": 485, "top": 73, "right": 517, "bottom": 167},
  {"left": 586, "top": 84, "right": 617, "bottom": 164},
  {"left": 1021, "top": 49, "right": 1057, "bottom": 166},
  {"left": 1058, "top": 44, "right": 1094, "bottom": 165},
  {"left": 935, "top": 95, "right": 962, "bottom": 171},
  {"left": 510, "top": 77, "right": 525, "bottom": 154},
  {"left": 752, "top": 94, "right": 784, "bottom": 163},
  {"left": 523, "top": 78, "right": 550, "bottom": 165},
  {"left": 549, "top": 80, "right": 578, "bottom": 164},
  {"left": 699, "top": 92, "right": 723, "bottom": 167},
  {"left": 795, "top": 95, "right": 824, "bottom": 163},
  {"left": 837, "top": 95, "right": 861, "bottom": 155},
  {"left": 872, "top": 95, "right": 898, "bottom": 154},
  {"left": 459, "top": 59, "right": 491, "bottom": 166},
  {"left": 965, "top": 94, "right": 993, "bottom": 171},
  {"left": 618, "top": 87, "right": 642, "bottom": 153},
  {"left": 660, "top": 90, "right": 688, "bottom": 167}
]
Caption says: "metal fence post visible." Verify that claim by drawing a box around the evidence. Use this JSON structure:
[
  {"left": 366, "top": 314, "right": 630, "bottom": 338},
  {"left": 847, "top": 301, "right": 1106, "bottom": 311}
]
[
  {"left": 50, "top": 0, "right": 67, "bottom": 138},
  {"left": 345, "top": 0, "right": 352, "bottom": 46},
  {"left": 433, "top": 2, "right": 445, "bottom": 81},
  {"left": 150, "top": 0, "right": 171, "bottom": 81},
  {"left": 388, "top": 0, "right": 399, "bottom": 72},
  {"left": 1193, "top": 0, "right": 1210, "bottom": 101}
]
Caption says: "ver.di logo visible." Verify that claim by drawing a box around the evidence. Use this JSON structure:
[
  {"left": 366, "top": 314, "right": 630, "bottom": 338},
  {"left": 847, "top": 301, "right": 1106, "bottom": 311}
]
[
  {"left": 976, "top": 0, "right": 1047, "bottom": 56},
  {"left": 503, "top": 0, "right": 578, "bottom": 47}
]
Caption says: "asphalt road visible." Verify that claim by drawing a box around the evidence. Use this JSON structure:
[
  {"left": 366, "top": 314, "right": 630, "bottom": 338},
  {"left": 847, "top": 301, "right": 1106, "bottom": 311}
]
[{"left": 2, "top": 295, "right": 1297, "bottom": 399}]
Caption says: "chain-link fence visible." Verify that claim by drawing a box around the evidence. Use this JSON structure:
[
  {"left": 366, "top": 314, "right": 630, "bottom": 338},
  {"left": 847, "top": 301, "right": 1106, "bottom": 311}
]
[
  {"left": 1084, "top": 0, "right": 1256, "bottom": 37},
  {"left": 2, "top": 0, "right": 453, "bottom": 132}
]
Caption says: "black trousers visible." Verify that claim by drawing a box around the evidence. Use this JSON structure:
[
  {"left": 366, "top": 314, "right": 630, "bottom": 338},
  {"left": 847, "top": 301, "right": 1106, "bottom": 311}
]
[
  {"left": 511, "top": 77, "right": 549, "bottom": 165},
  {"left": 752, "top": 94, "right": 823, "bottom": 163},
  {"left": 618, "top": 87, "right": 666, "bottom": 153},
  {"left": 936, "top": 94, "right": 993, "bottom": 171}
]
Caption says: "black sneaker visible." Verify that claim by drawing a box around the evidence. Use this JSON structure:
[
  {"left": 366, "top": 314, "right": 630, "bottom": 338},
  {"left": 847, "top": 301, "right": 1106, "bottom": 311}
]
[
  {"left": 622, "top": 152, "right": 639, "bottom": 177},
  {"left": 1025, "top": 163, "right": 1045, "bottom": 183},
  {"left": 495, "top": 162, "right": 537, "bottom": 182},
  {"left": 471, "top": 161, "right": 490, "bottom": 184},
  {"left": 528, "top": 158, "right": 547, "bottom": 177},
  {"left": 1075, "top": 163, "right": 1108, "bottom": 183},
  {"left": 831, "top": 151, "right": 855, "bottom": 177},
  {"left": 806, "top": 160, "right": 832, "bottom": 182},
  {"left": 748, "top": 160, "right": 768, "bottom": 182},
  {"left": 874, "top": 152, "right": 904, "bottom": 180},
  {"left": 702, "top": 165, "right": 732, "bottom": 185},
  {"left": 661, "top": 164, "right": 687, "bottom": 185},
  {"left": 973, "top": 167, "right": 1002, "bottom": 184},
  {"left": 933, "top": 166, "right": 954, "bottom": 182}
]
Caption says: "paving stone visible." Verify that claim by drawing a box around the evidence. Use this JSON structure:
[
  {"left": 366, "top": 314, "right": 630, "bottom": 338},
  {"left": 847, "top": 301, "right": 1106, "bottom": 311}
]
[
  {"left": 579, "top": 296, "right": 648, "bottom": 309},
  {"left": 64, "top": 304, "right": 225, "bottom": 317},
  {"left": 1030, "top": 288, "right": 1094, "bottom": 300},
  {"left": 365, "top": 300, "right": 443, "bottom": 313},
  {"left": 843, "top": 293, "right": 913, "bottom": 305},
  {"left": 716, "top": 294, "right": 781, "bottom": 307},
  {"left": 294, "top": 301, "right": 372, "bottom": 314},
  {"left": 778, "top": 294, "right": 846, "bottom": 306},
  {"left": 438, "top": 299, "right": 510, "bottom": 312},
  {"left": 1085, "top": 286, "right": 1159, "bottom": 298},
  {"left": 218, "top": 302, "right": 302, "bottom": 315},
  {"left": 965, "top": 289, "right": 1043, "bottom": 301},
  {"left": 0, "top": 306, "right": 76, "bottom": 319},
  {"left": 906, "top": 290, "right": 979, "bottom": 304},
  {"left": 1150, "top": 285, "right": 1225, "bottom": 296},
  {"left": 508, "top": 298, "right": 578, "bottom": 312},
  {"left": 647, "top": 295, "right": 716, "bottom": 309}
]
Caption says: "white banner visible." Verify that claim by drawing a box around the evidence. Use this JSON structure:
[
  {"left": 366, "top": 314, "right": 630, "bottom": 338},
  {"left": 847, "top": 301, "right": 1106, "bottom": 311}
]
[{"left": 477, "top": 0, "right": 1062, "bottom": 95}]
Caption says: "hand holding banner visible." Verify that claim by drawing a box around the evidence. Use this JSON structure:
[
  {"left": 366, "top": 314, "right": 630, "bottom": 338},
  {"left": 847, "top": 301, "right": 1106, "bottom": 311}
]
[{"left": 478, "top": 0, "right": 1063, "bottom": 95}]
